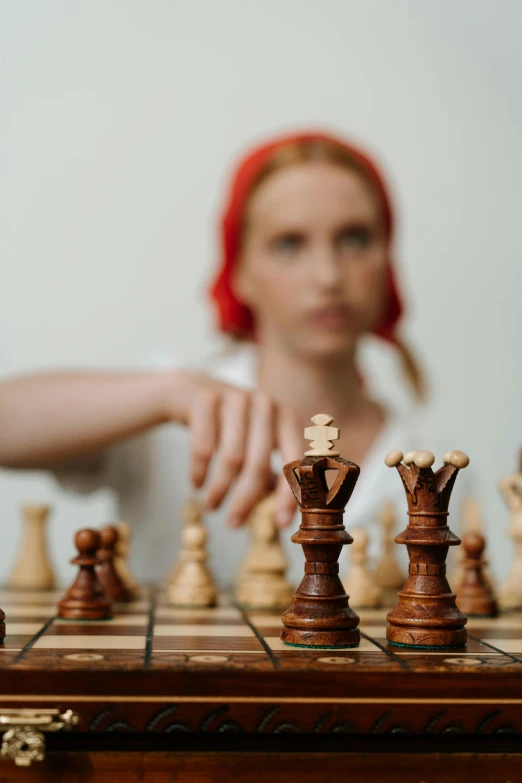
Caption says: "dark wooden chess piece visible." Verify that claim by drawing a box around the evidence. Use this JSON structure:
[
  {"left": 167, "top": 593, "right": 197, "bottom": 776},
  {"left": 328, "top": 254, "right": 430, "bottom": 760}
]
[
  {"left": 280, "top": 414, "right": 361, "bottom": 648},
  {"left": 58, "top": 529, "right": 112, "bottom": 620},
  {"left": 0, "top": 605, "right": 5, "bottom": 642},
  {"left": 97, "top": 526, "right": 133, "bottom": 603},
  {"left": 384, "top": 449, "right": 470, "bottom": 649},
  {"left": 456, "top": 532, "right": 498, "bottom": 617}
]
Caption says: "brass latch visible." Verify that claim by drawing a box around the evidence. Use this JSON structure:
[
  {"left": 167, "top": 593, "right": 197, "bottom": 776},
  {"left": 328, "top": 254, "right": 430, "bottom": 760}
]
[{"left": 0, "top": 708, "right": 79, "bottom": 766}]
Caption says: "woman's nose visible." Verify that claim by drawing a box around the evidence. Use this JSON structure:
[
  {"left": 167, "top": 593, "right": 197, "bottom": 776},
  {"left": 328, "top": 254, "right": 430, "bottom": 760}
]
[{"left": 307, "top": 243, "right": 343, "bottom": 289}]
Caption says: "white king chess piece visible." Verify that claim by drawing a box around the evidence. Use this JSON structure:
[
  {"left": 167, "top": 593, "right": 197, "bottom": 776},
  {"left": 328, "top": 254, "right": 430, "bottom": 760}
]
[{"left": 304, "top": 414, "right": 340, "bottom": 457}]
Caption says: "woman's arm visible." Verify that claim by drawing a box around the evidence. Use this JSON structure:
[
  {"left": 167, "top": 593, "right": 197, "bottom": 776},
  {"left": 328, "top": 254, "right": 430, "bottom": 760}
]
[{"left": 0, "top": 370, "right": 300, "bottom": 527}]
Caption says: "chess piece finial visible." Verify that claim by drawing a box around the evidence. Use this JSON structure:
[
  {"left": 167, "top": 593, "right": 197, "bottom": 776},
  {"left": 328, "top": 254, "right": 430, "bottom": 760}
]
[
  {"left": 304, "top": 414, "right": 340, "bottom": 456},
  {"left": 280, "top": 416, "right": 361, "bottom": 648},
  {"left": 58, "top": 529, "right": 112, "bottom": 620},
  {"left": 456, "top": 532, "right": 498, "bottom": 617},
  {"left": 383, "top": 449, "right": 470, "bottom": 649}
]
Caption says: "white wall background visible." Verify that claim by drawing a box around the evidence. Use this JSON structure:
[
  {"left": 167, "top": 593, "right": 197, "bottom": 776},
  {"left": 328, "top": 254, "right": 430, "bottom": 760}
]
[{"left": 1, "top": 0, "right": 521, "bottom": 585}]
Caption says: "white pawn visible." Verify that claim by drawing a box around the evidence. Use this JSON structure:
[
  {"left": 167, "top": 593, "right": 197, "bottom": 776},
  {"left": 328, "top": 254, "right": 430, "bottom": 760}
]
[
  {"left": 9, "top": 505, "right": 55, "bottom": 590},
  {"left": 373, "top": 503, "right": 404, "bottom": 608},
  {"left": 498, "top": 462, "right": 522, "bottom": 611},
  {"left": 343, "top": 528, "right": 380, "bottom": 609},
  {"left": 167, "top": 499, "right": 217, "bottom": 607},
  {"left": 114, "top": 522, "right": 139, "bottom": 599},
  {"left": 235, "top": 494, "right": 294, "bottom": 610}
]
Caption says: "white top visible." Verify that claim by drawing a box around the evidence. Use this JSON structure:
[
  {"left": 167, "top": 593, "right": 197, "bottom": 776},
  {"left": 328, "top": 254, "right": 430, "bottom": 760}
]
[{"left": 55, "top": 346, "right": 470, "bottom": 587}]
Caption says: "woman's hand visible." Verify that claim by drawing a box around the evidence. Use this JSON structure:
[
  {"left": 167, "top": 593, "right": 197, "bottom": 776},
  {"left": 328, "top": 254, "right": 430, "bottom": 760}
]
[{"left": 165, "top": 370, "right": 302, "bottom": 528}]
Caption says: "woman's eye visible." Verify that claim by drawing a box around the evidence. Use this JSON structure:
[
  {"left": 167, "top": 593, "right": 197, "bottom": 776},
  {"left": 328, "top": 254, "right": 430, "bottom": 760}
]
[
  {"left": 271, "top": 233, "right": 303, "bottom": 253},
  {"left": 338, "top": 227, "right": 372, "bottom": 250}
]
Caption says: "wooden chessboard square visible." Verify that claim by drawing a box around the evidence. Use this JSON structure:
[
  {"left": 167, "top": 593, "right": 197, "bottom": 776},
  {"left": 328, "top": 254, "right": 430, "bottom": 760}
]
[
  {"left": 244, "top": 613, "right": 284, "bottom": 627},
  {"left": 155, "top": 607, "right": 241, "bottom": 621},
  {"left": 482, "top": 638, "right": 522, "bottom": 654},
  {"left": 2, "top": 606, "right": 56, "bottom": 619},
  {"left": 33, "top": 635, "right": 146, "bottom": 650},
  {"left": 111, "top": 600, "right": 151, "bottom": 613},
  {"left": 43, "top": 623, "right": 147, "bottom": 636},
  {"left": 53, "top": 614, "right": 149, "bottom": 627},
  {"left": 3, "top": 622, "right": 44, "bottom": 635},
  {"left": 265, "top": 636, "right": 382, "bottom": 653},
  {"left": 2, "top": 635, "right": 34, "bottom": 650},
  {"left": 381, "top": 637, "right": 505, "bottom": 656},
  {"left": 153, "top": 624, "right": 254, "bottom": 637},
  {"left": 152, "top": 636, "right": 265, "bottom": 652}
]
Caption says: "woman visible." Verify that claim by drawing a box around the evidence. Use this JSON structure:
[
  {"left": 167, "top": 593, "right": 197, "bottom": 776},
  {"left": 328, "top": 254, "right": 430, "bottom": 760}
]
[{"left": 0, "top": 131, "right": 430, "bottom": 585}]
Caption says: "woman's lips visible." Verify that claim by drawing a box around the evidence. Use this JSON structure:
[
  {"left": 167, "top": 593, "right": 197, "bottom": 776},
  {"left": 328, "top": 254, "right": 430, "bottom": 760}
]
[{"left": 306, "top": 305, "right": 353, "bottom": 329}]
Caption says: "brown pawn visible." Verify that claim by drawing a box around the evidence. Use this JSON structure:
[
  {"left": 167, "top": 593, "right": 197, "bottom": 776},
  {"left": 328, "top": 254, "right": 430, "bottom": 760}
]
[
  {"left": 456, "top": 533, "right": 498, "bottom": 617},
  {"left": 97, "top": 526, "right": 133, "bottom": 603},
  {"left": 58, "top": 529, "right": 112, "bottom": 620},
  {"left": 280, "top": 414, "right": 360, "bottom": 649}
]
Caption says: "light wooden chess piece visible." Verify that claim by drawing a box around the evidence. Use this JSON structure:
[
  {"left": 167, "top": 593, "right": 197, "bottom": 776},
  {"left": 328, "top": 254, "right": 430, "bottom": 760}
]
[
  {"left": 114, "top": 522, "right": 139, "bottom": 599},
  {"left": 343, "top": 528, "right": 380, "bottom": 609},
  {"left": 8, "top": 505, "right": 56, "bottom": 590},
  {"left": 167, "top": 498, "right": 217, "bottom": 607},
  {"left": 498, "top": 454, "right": 522, "bottom": 611},
  {"left": 373, "top": 503, "right": 404, "bottom": 608},
  {"left": 449, "top": 498, "right": 495, "bottom": 592},
  {"left": 235, "top": 493, "right": 294, "bottom": 610}
]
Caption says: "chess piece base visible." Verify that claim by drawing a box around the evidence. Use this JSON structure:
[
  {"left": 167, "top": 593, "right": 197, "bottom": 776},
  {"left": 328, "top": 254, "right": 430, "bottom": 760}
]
[
  {"left": 167, "top": 585, "right": 216, "bottom": 608},
  {"left": 281, "top": 626, "right": 360, "bottom": 649},
  {"left": 386, "top": 624, "right": 467, "bottom": 649},
  {"left": 58, "top": 599, "right": 112, "bottom": 621},
  {"left": 457, "top": 594, "right": 498, "bottom": 618},
  {"left": 236, "top": 575, "right": 294, "bottom": 611}
]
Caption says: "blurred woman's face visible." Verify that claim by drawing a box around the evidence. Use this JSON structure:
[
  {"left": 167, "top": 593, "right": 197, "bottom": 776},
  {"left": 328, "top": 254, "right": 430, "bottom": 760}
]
[{"left": 234, "top": 161, "right": 388, "bottom": 359}]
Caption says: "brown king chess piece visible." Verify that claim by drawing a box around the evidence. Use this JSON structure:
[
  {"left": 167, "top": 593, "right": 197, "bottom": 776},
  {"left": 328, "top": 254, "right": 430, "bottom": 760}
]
[
  {"left": 280, "top": 414, "right": 361, "bottom": 648},
  {"left": 97, "top": 526, "right": 133, "bottom": 603},
  {"left": 58, "top": 529, "right": 112, "bottom": 620},
  {"left": 456, "top": 532, "right": 498, "bottom": 617},
  {"left": 384, "top": 449, "right": 470, "bottom": 649}
]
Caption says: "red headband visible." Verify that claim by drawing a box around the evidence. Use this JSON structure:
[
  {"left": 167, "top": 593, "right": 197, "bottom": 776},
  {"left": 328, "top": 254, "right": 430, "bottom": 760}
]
[{"left": 209, "top": 131, "right": 403, "bottom": 343}]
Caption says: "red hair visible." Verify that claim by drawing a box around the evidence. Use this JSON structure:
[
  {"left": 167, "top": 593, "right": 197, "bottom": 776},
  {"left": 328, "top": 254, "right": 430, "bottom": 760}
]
[{"left": 209, "top": 131, "right": 424, "bottom": 398}]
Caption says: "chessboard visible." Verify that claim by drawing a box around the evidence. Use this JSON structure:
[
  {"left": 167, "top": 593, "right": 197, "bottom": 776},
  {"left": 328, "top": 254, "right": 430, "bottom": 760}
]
[{"left": 1, "top": 586, "right": 522, "bottom": 740}]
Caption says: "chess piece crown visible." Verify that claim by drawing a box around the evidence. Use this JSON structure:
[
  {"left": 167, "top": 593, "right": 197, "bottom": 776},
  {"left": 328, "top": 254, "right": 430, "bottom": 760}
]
[{"left": 384, "top": 450, "right": 469, "bottom": 543}]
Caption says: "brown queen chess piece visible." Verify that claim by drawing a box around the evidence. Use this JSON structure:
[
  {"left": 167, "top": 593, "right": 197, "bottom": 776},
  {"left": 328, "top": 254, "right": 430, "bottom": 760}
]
[
  {"left": 280, "top": 414, "right": 361, "bottom": 648},
  {"left": 384, "top": 449, "right": 470, "bottom": 649}
]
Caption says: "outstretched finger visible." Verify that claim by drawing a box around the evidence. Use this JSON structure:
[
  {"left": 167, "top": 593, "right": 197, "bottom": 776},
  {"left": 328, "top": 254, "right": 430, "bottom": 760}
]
[{"left": 189, "top": 390, "right": 220, "bottom": 489}]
